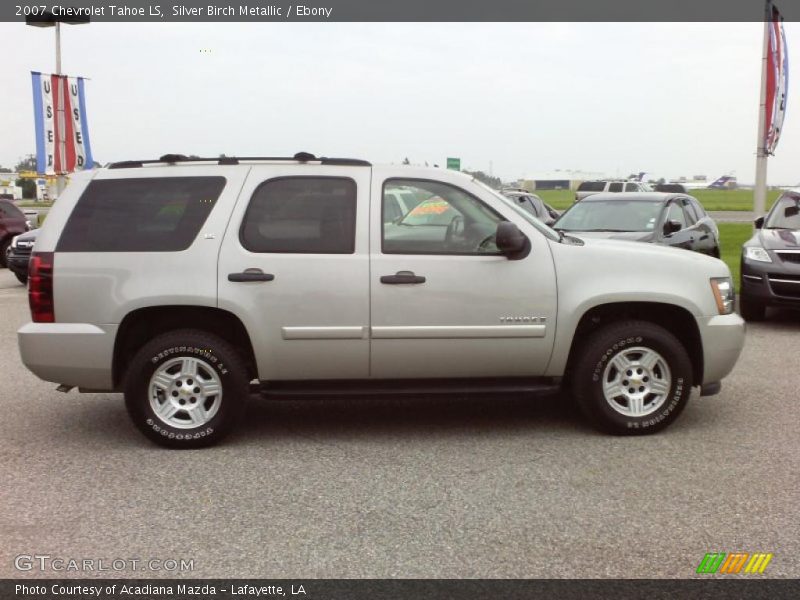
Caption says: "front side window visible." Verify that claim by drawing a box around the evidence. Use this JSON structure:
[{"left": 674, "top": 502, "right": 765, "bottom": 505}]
[
  {"left": 57, "top": 177, "right": 225, "bottom": 252},
  {"left": 665, "top": 202, "right": 688, "bottom": 229},
  {"left": 383, "top": 179, "right": 502, "bottom": 254},
  {"left": 241, "top": 177, "right": 356, "bottom": 254},
  {"left": 624, "top": 183, "right": 638, "bottom": 192}
]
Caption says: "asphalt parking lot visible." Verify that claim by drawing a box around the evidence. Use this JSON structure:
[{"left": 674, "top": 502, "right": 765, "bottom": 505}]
[{"left": 0, "top": 267, "right": 798, "bottom": 579}]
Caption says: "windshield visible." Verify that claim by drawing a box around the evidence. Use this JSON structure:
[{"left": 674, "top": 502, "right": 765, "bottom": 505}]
[
  {"left": 555, "top": 199, "right": 664, "bottom": 232},
  {"left": 765, "top": 195, "right": 800, "bottom": 229},
  {"left": 472, "top": 180, "right": 560, "bottom": 241}
]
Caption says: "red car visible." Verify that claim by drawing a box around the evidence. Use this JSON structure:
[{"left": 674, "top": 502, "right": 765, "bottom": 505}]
[{"left": 0, "top": 199, "right": 29, "bottom": 268}]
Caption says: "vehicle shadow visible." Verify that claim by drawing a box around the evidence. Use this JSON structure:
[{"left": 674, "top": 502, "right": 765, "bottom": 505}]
[
  {"left": 233, "top": 389, "right": 592, "bottom": 444},
  {"left": 758, "top": 307, "right": 800, "bottom": 329}
]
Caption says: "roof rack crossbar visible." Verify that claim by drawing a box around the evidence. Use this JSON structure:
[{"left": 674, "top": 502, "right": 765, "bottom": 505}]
[{"left": 108, "top": 153, "right": 371, "bottom": 169}]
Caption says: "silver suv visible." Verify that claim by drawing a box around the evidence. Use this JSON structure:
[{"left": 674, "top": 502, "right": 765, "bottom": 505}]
[{"left": 18, "top": 153, "right": 745, "bottom": 448}]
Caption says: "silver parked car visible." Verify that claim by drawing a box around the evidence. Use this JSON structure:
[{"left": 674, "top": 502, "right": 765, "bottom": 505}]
[{"left": 18, "top": 153, "right": 744, "bottom": 447}]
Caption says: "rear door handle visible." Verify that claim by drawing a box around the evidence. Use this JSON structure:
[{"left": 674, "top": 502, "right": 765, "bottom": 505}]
[
  {"left": 228, "top": 269, "right": 275, "bottom": 282},
  {"left": 380, "top": 270, "right": 426, "bottom": 284}
]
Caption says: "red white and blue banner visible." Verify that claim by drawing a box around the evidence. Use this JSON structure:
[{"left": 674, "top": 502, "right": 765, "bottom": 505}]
[
  {"left": 31, "top": 72, "right": 94, "bottom": 174},
  {"left": 765, "top": 2, "right": 789, "bottom": 155}
]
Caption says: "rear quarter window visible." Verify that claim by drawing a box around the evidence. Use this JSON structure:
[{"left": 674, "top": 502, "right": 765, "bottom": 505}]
[{"left": 57, "top": 177, "right": 225, "bottom": 252}]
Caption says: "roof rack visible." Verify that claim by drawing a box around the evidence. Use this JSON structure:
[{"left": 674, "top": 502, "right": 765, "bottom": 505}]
[{"left": 108, "top": 152, "right": 371, "bottom": 169}]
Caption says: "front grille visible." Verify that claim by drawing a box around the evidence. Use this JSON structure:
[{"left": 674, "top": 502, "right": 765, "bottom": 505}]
[
  {"left": 768, "top": 273, "right": 800, "bottom": 298},
  {"left": 776, "top": 251, "right": 800, "bottom": 265}
]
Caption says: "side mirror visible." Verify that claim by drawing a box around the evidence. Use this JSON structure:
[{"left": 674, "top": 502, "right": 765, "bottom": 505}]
[
  {"left": 754, "top": 216, "right": 765, "bottom": 229},
  {"left": 663, "top": 220, "right": 682, "bottom": 236},
  {"left": 496, "top": 222, "right": 530, "bottom": 260}
]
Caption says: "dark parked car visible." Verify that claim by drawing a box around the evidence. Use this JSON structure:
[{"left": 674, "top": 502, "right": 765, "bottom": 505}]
[
  {"left": 501, "top": 189, "right": 560, "bottom": 225},
  {"left": 553, "top": 192, "right": 720, "bottom": 257},
  {"left": 739, "top": 191, "right": 800, "bottom": 321},
  {"left": 0, "top": 199, "right": 30, "bottom": 268},
  {"left": 6, "top": 228, "right": 38, "bottom": 284}
]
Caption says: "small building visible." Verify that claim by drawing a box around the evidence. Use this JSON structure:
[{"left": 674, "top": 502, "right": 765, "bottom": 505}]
[{"left": 516, "top": 170, "right": 609, "bottom": 191}]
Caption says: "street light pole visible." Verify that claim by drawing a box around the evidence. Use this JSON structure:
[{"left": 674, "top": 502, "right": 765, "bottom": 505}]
[
  {"left": 25, "top": 10, "right": 89, "bottom": 201},
  {"left": 54, "top": 21, "right": 66, "bottom": 197}
]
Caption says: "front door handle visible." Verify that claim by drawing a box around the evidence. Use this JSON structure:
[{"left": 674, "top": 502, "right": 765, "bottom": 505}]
[
  {"left": 228, "top": 268, "right": 275, "bottom": 282},
  {"left": 380, "top": 270, "right": 426, "bottom": 284}
]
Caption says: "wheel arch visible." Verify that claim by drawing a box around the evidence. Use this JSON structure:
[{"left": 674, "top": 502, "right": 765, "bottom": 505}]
[
  {"left": 562, "top": 301, "right": 703, "bottom": 387},
  {"left": 113, "top": 305, "right": 258, "bottom": 389}
]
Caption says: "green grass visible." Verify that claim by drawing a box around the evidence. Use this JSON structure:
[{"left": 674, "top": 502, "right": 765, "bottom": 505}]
[
  {"left": 535, "top": 188, "right": 782, "bottom": 212},
  {"left": 718, "top": 223, "right": 752, "bottom": 292},
  {"left": 17, "top": 201, "right": 53, "bottom": 208}
]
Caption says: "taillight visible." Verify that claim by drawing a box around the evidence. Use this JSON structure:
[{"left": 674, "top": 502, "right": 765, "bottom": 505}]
[{"left": 28, "top": 251, "right": 55, "bottom": 323}]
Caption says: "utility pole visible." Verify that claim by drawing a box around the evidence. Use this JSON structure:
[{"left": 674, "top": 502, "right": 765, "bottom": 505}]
[{"left": 753, "top": 0, "right": 771, "bottom": 222}]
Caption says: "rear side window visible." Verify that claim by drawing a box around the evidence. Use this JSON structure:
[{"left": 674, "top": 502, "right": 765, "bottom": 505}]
[
  {"left": 57, "top": 177, "right": 225, "bottom": 252},
  {"left": 578, "top": 181, "right": 605, "bottom": 192},
  {"left": 240, "top": 177, "right": 356, "bottom": 254},
  {"left": 608, "top": 182, "right": 623, "bottom": 192}
]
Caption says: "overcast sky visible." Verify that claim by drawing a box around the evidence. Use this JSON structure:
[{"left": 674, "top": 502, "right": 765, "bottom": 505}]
[{"left": 1, "top": 22, "right": 798, "bottom": 184}]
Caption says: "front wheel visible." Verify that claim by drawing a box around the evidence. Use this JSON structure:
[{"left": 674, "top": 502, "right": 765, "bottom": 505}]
[
  {"left": 124, "top": 329, "right": 249, "bottom": 448},
  {"left": 0, "top": 239, "right": 10, "bottom": 268},
  {"left": 571, "top": 320, "right": 693, "bottom": 435},
  {"left": 14, "top": 271, "right": 27, "bottom": 285}
]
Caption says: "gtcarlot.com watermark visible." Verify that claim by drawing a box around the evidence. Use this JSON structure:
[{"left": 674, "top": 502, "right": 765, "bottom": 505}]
[{"left": 14, "top": 554, "right": 194, "bottom": 573}]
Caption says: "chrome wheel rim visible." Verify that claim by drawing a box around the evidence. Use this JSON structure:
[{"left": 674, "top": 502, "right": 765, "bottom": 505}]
[
  {"left": 602, "top": 346, "right": 671, "bottom": 417},
  {"left": 149, "top": 357, "right": 222, "bottom": 429}
]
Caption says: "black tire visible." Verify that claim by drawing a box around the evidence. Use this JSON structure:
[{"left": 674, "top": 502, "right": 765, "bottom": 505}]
[
  {"left": 124, "top": 329, "right": 249, "bottom": 448},
  {"left": 14, "top": 271, "right": 27, "bottom": 285},
  {"left": 739, "top": 294, "right": 766, "bottom": 322},
  {"left": 570, "top": 320, "right": 693, "bottom": 435},
  {"left": 0, "top": 238, "right": 10, "bottom": 268}
]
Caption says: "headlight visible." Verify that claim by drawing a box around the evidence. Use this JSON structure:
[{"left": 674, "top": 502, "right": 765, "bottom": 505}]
[
  {"left": 11, "top": 235, "right": 19, "bottom": 248},
  {"left": 744, "top": 246, "right": 771, "bottom": 263},
  {"left": 710, "top": 277, "right": 735, "bottom": 315}
]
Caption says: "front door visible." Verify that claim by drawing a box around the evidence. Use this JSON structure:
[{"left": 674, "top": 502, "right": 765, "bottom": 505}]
[{"left": 369, "top": 170, "right": 558, "bottom": 379}]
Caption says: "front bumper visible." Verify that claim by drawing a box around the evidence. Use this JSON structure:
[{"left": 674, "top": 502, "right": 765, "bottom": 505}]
[
  {"left": 741, "top": 256, "right": 800, "bottom": 308},
  {"left": 696, "top": 313, "right": 745, "bottom": 384},
  {"left": 18, "top": 322, "right": 118, "bottom": 391},
  {"left": 7, "top": 252, "right": 30, "bottom": 276}
]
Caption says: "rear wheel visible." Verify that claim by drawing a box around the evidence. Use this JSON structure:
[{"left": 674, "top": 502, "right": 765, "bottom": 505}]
[
  {"left": 124, "top": 329, "right": 249, "bottom": 448},
  {"left": 571, "top": 320, "right": 693, "bottom": 435},
  {"left": 739, "top": 294, "right": 766, "bottom": 322}
]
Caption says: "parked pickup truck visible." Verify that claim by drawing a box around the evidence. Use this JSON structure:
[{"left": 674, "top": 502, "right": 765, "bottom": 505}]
[{"left": 17, "top": 153, "right": 745, "bottom": 448}]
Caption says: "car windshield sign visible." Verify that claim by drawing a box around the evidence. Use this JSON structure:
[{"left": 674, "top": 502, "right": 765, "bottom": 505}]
[{"left": 556, "top": 199, "right": 663, "bottom": 232}]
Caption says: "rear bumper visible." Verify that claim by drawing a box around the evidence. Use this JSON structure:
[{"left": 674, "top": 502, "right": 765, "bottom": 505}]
[
  {"left": 696, "top": 313, "right": 745, "bottom": 385},
  {"left": 17, "top": 322, "right": 117, "bottom": 391}
]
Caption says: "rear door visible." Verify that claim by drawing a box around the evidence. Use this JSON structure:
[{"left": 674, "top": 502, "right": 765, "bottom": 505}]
[{"left": 217, "top": 165, "right": 371, "bottom": 380}]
